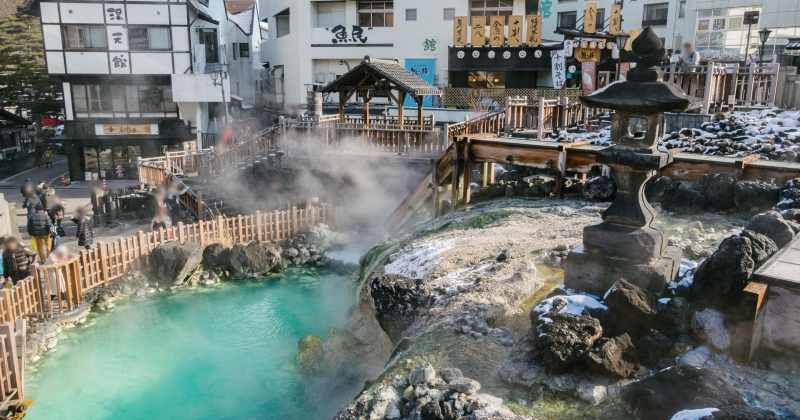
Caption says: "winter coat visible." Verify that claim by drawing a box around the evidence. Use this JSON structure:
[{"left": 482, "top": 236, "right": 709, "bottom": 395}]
[
  {"left": 27, "top": 211, "right": 52, "bottom": 237},
  {"left": 22, "top": 195, "right": 41, "bottom": 213},
  {"left": 2, "top": 248, "right": 35, "bottom": 282},
  {"left": 72, "top": 216, "right": 94, "bottom": 247}
]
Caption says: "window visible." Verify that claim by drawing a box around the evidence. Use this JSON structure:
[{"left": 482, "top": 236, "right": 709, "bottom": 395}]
[
  {"left": 679, "top": 0, "right": 687, "bottom": 18},
  {"left": 275, "top": 8, "right": 291, "bottom": 36},
  {"left": 728, "top": 17, "right": 743, "bottom": 30},
  {"left": 129, "top": 27, "right": 171, "bottom": 50},
  {"left": 470, "top": 0, "right": 513, "bottom": 23},
  {"left": 443, "top": 8, "right": 455, "bottom": 21},
  {"left": 72, "top": 84, "right": 177, "bottom": 117},
  {"left": 314, "top": 1, "right": 345, "bottom": 28},
  {"left": 232, "top": 42, "right": 238, "bottom": 59},
  {"left": 698, "top": 9, "right": 713, "bottom": 18},
  {"left": 239, "top": 42, "right": 250, "bottom": 58},
  {"left": 643, "top": 3, "right": 669, "bottom": 26},
  {"left": 198, "top": 28, "right": 218, "bottom": 63},
  {"left": 595, "top": 8, "right": 605, "bottom": 30},
  {"left": 405, "top": 8, "right": 417, "bottom": 21},
  {"left": 358, "top": 1, "right": 393, "bottom": 27},
  {"left": 62, "top": 26, "right": 106, "bottom": 50},
  {"left": 712, "top": 18, "right": 726, "bottom": 31},
  {"left": 557, "top": 11, "right": 577, "bottom": 30},
  {"left": 697, "top": 19, "right": 709, "bottom": 31},
  {"left": 525, "top": 0, "right": 538, "bottom": 14},
  {"left": 467, "top": 71, "right": 506, "bottom": 88}
]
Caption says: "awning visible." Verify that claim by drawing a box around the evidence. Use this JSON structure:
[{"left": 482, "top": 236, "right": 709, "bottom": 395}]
[{"left": 785, "top": 39, "right": 800, "bottom": 51}]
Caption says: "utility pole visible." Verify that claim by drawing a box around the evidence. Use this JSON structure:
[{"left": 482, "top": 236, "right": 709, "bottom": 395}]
[{"left": 743, "top": 11, "right": 759, "bottom": 64}]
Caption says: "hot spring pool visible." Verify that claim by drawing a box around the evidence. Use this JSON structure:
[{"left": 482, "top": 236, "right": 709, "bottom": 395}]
[{"left": 25, "top": 268, "right": 357, "bottom": 420}]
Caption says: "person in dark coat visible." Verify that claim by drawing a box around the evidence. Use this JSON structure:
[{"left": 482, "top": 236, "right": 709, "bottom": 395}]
[
  {"left": 2, "top": 237, "right": 36, "bottom": 284},
  {"left": 72, "top": 207, "right": 95, "bottom": 249},
  {"left": 48, "top": 198, "right": 67, "bottom": 237},
  {"left": 20, "top": 180, "right": 40, "bottom": 214},
  {"left": 27, "top": 204, "right": 52, "bottom": 262}
]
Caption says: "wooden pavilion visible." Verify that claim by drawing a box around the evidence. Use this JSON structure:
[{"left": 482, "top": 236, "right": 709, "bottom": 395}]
[{"left": 320, "top": 57, "right": 442, "bottom": 129}]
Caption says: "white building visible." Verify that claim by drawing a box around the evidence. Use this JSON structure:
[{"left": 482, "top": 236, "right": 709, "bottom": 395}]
[{"left": 24, "top": 0, "right": 244, "bottom": 180}]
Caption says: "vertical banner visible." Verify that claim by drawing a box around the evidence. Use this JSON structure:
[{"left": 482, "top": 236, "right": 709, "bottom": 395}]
[
  {"left": 551, "top": 50, "right": 566, "bottom": 89},
  {"left": 508, "top": 15, "right": 522, "bottom": 47},
  {"left": 454, "top": 16, "right": 468, "bottom": 47},
  {"left": 107, "top": 26, "right": 128, "bottom": 51},
  {"left": 584, "top": 2, "right": 598, "bottom": 34},
  {"left": 527, "top": 14, "right": 542, "bottom": 47},
  {"left": 471, "top": 16, "right": 486, "bottom": 46},
  {"left": 404, "top": 59, "right": 436, "bottom": 107},
  {"left": 582, "top": 61, "right": 597, "bottom": 95},
  {"left": 609, "top": 4, "right": 622, "bottom": 35},
  {"left": 489, "top": 16, "right": 505, "bottom": 47}
]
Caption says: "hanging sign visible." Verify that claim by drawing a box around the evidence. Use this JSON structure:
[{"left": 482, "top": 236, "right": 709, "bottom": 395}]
[
  {"left": 575, "top": 48, "right": 601, "bottom": 62},
  {"left": 582, "top": 61, "right": 597, "bottom": 95},
  {"left": 563, "top": 40, "right": 574, "bottom": 57},
  {"left": 527, "top": 14, "right": 542, "bottom": 47},
  {"left": 625, "top": 28, "right": 642, "bottom": 51},
  {"left": 609, "top": 4, "right": 622, "bottom": 35},
  {"left": 551, "top": 50, "right": 566, "bottom": 89},
  {"left": 489, "top": 16, "right": 505, "bottom": 47},
  {"left": 471, "top": 16, "right": 486, "bottom": 46},
  {"left": 107, "top": 26, "right": 128, "bottom": 51},
  {"left": 96, "top": 123, "right": 158, "bottom": 136},
  {"left": 454, "top": 16, "right": 468, "bottom": 47},
  {"left": 508, "top": 15, "right": 522, "bottom": 47},
  {"left": 584, "top": 2, "right": 598, "bottom": 34}
]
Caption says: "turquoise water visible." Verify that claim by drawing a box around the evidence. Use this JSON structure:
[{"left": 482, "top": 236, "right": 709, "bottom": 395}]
[{"left": 26, "top": 268, "right": 357, "bottom": 420}]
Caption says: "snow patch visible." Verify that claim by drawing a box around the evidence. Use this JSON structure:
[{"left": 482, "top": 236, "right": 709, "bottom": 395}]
[
  {"left": 533, "top": 294, "right": 607, "bottom": 323},
  {"left": 670, "top": 259, "right": 698, "bottom": 290},
  {"left": 384, "top": 239, "right": 455, "bottom": 280},
  {"left": 669, "top": 407, "right": 719, "bottom": 420}
]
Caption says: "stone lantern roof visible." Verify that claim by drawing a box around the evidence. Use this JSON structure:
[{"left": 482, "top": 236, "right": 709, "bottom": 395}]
[{"left": 580, "top": 27, "right": 693, "bottom": 114}]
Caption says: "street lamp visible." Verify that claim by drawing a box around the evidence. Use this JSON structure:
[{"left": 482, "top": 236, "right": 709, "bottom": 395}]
[
  {"left": 615, "top": 33, "right": 629, "bottom": 80},
  {"left": 759, "top": 27, "right": 772, "bottom": 64}
]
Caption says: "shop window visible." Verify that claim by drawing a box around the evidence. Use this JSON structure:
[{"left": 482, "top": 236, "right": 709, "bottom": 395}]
[
  {"left": 358, "top": 1, "right": 393, "bottom": 27},
  {"left": 467, "top": 71, "right": 506, "bottom": 88}
]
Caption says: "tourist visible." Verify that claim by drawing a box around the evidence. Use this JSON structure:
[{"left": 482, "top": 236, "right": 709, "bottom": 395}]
[
  {"left": 679, "top": 42, "right": 701, "bottom": 72},
  {"left": 45, "top": 245, "right": 69, "bottom": 296},
  {"left": 48, "top": 197, "right": 67, "bottom": 238},
  {"left": 72, "top": 207, "right": 95, "bottom": 250},
  {"left": 0, "top": 237, "right": 5, "bottom": 286},
  {"left": 20, "top": 180, "right": 41, "bottom": 214},
  {"left": 2, "top": 237, "right": 36, "bottom": 285},
  {"left": 27, "top": 203, "right": 52, "bottom": 262}
]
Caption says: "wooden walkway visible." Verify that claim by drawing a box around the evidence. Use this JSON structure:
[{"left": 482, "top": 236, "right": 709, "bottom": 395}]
[{"left": 754, "top": 235, "right": 800, "bottom": 288}]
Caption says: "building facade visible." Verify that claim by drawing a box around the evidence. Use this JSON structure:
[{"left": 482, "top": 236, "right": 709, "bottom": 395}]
[
  {"left": 29, "top": 0, "right": 236, "bottom": 180},
  {"left": 0, "top": 109, "right": 33, "bottom": 162}
]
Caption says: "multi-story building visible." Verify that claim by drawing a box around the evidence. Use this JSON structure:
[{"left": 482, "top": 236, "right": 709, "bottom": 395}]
[{"left": 23, "top": 0, "right": 238, "bottom": 180}]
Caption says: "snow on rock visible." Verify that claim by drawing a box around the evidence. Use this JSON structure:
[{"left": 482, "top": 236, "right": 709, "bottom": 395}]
[
  {"left": 533, "top": 293, "right": 607, "bottom": 324},
  {"left": 670, "top": 259, "right": 698, "bottom": 290},
  {"left": 669, "top": 407, "right": 719, "bottom": 420},
  {"left": 383, "top": 239, "right": 455, "bottom": 280},
  {"left": 692, "top": 309, "right": 731, "bottom": 351}
]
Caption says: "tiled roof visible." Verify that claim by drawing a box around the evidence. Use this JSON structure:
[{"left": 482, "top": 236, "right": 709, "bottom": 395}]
[
  {"left": 226, "top": 0, "right": 254, "bottom": 15},
  {"left": 321, "top": 59, "right": 442, "bottom": 97}
]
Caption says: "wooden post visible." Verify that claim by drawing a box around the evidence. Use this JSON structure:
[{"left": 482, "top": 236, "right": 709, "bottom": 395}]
[
  {"left": 363, "top": 93, "right": 371, "bottom": 127},
  {"left": 416, "top": 96, "right": 424, "bottom": 130},
  {"left": 431, "top": 158, "right": 440, "bottom": 216},
  {"left": 451, "top": 141, "right": 464, "bottom": 207},
  {"left": 746, "top": 63, "right": 756, "bottom": 106},
  {"left": 537, "top": 96, "right": 546, "bottom": 141},
  {"left": 98, "top": 242, "right": 109, "bottom": 284},
  {"left": 398, "top": 91, "right": 406, "bottom": 130},
  {"left": 461, "top": 141, "right": 472, "bottom": 205},
  {"left": 702, "top": 62, "right": 715, "bottom": 114}
]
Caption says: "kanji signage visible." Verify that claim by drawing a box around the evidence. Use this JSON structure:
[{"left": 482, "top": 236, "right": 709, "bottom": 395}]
[
  {"left": 107, "top": 26, "right": 128, "bottom": 51},
  {"left": 609, "top": 4, "right": 622, "bottom": 35},
  {"left": 527, "top": 14, "right": 542, "bottom": 47},
  {"left": 109, "top": 53, "right": 130, "bottom": 74},
  {"left": 575, "top": 47, "right": 601, "bottom": 62},
  {"left": 96, "top": 123, "right": 158, "bottom": 136},
  {"left": 584, "top": 2, "right": 598, "bottom": 34},
  {"left": 327, "top": 25, "right": 369, "bottom": 44},
  {"left": 508, "top": 15, "right": 522, "bottom": 47},
  {"left": 551, "top": 49, "right": 566, "bottom": 89},
  {"left": 105, "top": 4, "right": 125, "bottom": 23},
  {"left": 471, "top": 16, "right": 486, "bottom": 46},
  {"left": 489, "top": 16, "right": 504, "bottom": 47},
  {"left": 454, "top": 16, "right": 468, "bottom": 47}
]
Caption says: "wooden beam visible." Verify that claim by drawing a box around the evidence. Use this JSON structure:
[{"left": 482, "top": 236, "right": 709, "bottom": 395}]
[
  {"left": 461, "top": 140, "right": 472, "bottom": 205},
  {"left": 416, "top": 96, "right": 424, "bottom": 130}
]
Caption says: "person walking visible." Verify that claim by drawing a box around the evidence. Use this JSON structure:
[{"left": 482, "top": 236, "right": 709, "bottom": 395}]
[
  {"left": 48, "top": 197, "right": 67, "bottom": 238},
  {"left": 27, "top": 204, "right": 52, "bottom": 262},
  {"left": 20, "top": 181, "right": 41, "bottom": 214},
  {"left": 2, "top": 237, "right": 37, "bottom": 285},
  {"left": 679, "top": 42, "right": 701, "bottom": 72},
  {"left": 72, "top": 207, "right": 95, "bottom": 250},
  {"left": 45, "top": 245, "right": 69, "bottom": 297}
]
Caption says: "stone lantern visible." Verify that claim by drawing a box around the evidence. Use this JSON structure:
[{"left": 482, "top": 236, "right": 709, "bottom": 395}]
[{"left": 565, "top": 27, "right": 693, "bottom": 295}]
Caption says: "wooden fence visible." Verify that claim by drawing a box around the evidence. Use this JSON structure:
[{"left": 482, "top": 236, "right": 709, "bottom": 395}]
[{"left": 0, "top": 204, "right": 330, "bottom": 408}]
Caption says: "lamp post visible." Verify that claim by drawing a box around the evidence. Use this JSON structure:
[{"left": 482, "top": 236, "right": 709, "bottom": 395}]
[
  {"left": 759, "top": 27, "right": 772, "bottom": 64},
  {"left": 615, "top": 33, "right": 629, "bottom": 80}
]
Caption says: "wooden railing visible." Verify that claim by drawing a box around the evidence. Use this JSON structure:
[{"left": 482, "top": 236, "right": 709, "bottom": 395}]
[
  {"left": 0, "top": 321, "right": 24, "bottom": 411},
  {"left": 0, "top": 204, "right": 331, "bottom": 406},
  {"left": 661, "top": 62, "right": 781, "bottom": 113},
  {"left": 442, "top": 87, "right": 582, "bottom": 108},
  {"left": 446, "top": 111, "right": 506, "bottom": 139}
]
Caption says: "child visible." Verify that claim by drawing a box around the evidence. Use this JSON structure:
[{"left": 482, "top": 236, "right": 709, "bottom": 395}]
[{"left": 2, "top": 238, "right": 36, "bottom": 285}]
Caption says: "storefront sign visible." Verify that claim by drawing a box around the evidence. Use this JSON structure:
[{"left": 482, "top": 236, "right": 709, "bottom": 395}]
[
  {"left": 95, "top": 123, "right": 158, "bottom": 136},
  {"left": 489, "top": 16, "right": 504, "bottom": 47},
  {"left": 584, "top": 2, "right": 598, "bottom": 34},
  {"left": 328, "top": 25, "right": 369, "bottom": 44},
  {"left": 105, "top": 4, "right": 125, "bottom": 23},
  {"left": 575, "top": 47, "right": 601, "bottom": 63},
  {"left": 508, "top": 15, "right": 522, "bottom": 47},
  {"left": 107, "top": 26, "right": 128, "bottom": 51},
  {"left": 551, "top": 50, "right": 566, "bottom": 89},
  {"left": 609, "top": 4, "right": 622, "bottom": 35},
  {"left": 423, "top": 38, "right": 438, "bottom": 52},
  {"left": 527, "top": 14, "right": 542, "bottom": 47},
  {"left": 471, "top": 16, "right": 486, "bottom": 46},
  {"left": 404, "top": 59, "right": 436, "bottom": 107},
  {"left": 454, "top": 16, "right": 468, "bottom": 47}
]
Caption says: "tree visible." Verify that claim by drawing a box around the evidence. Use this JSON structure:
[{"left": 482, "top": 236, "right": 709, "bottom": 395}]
[{"left": 0, "top": 13, "right": 62, "bottom": 120}]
